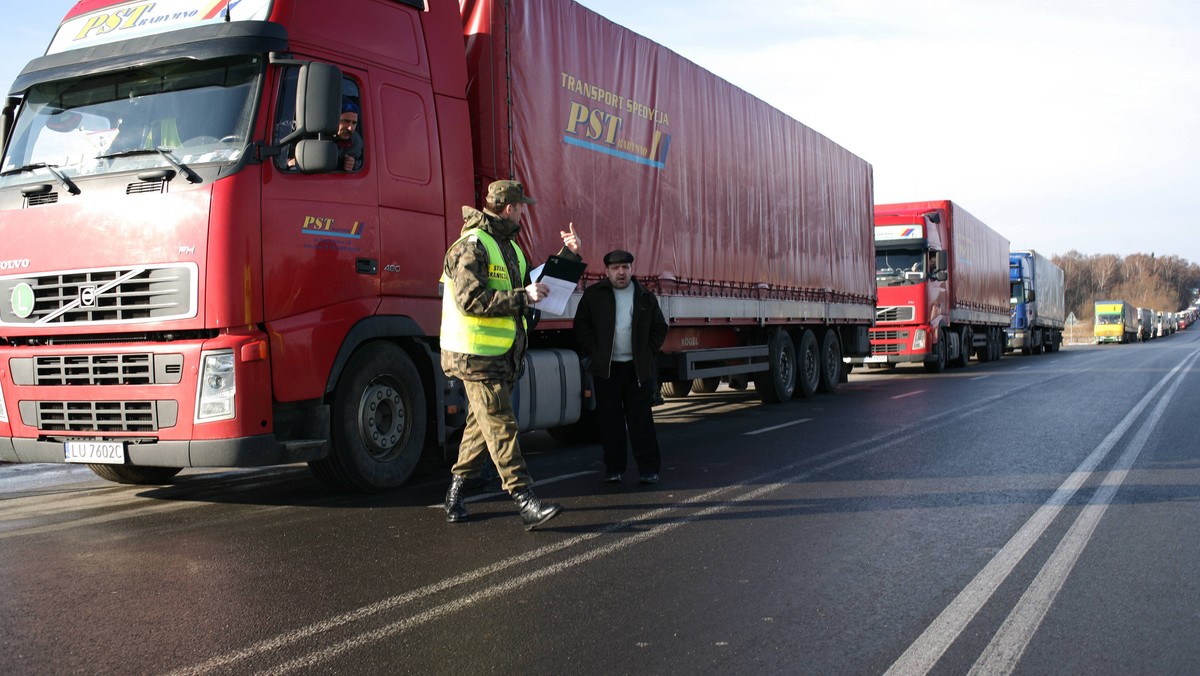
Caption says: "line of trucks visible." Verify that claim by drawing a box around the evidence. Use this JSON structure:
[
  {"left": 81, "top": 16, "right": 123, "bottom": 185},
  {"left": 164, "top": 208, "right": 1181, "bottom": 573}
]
[
  {"left": 0, "top": 0, "right": 1071, "bottom": 490},
  {"left": 1093, "top": 301, "right": 1195, "bottom": 343}
]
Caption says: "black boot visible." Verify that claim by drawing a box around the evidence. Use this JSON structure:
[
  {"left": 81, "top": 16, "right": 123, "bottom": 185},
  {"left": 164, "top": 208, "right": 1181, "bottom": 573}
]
[
  {"left": 445, "top": 476, "right": 468, "bottom": 523},
  {"left": 511, "top": 488, "right": 562, "bottom": 531}
]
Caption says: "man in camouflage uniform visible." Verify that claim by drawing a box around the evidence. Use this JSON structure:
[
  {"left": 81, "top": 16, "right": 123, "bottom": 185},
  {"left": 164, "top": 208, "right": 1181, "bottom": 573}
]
[{"left": 441, "top": 180, "right": 580, "bottom": 530}]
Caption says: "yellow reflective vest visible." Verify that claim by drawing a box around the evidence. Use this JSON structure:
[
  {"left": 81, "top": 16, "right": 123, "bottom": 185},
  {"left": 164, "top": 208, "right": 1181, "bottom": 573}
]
[{"left": 440, "top": 229, "right": 528, "bottom": 356}]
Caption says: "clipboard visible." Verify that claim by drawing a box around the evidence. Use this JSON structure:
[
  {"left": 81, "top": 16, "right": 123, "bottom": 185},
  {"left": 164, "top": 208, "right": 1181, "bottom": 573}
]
[
  {"left": 530, "top": 255, "right": 586, "bottom": 316},
  {"left": 535, "top": 255, "right": 587, "bottom": 284}
]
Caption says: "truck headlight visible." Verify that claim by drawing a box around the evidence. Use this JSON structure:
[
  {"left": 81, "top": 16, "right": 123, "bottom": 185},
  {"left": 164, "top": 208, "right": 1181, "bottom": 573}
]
[
  {"left": 912, "top": 329, "right": 927, "bottom": 350},
  {"left": 0, "top": 389, "right": 7, "bottom": 423},
  {"left": 195, "top": 349, "right": 236, "bottom": 422}
]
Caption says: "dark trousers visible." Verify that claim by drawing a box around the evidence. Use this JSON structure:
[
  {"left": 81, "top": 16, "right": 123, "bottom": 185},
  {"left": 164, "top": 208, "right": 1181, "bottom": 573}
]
[{"left": 594, "top": 361, "right": 661, "bottom": 475}]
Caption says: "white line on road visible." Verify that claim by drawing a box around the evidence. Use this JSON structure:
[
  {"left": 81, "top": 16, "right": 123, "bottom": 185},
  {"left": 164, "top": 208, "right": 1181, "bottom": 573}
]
[
  {"left": 744, "top": 418, "right": 813, "bottom": 435},
  {"left": 884, "top": 348, "right": 1200, "bottom": 676},
  {"left": 967, "top": 349, "right": 1198, "bottom": 675},
  {"left": 892, "top": 390, "right": 926, "bottom": 399}
]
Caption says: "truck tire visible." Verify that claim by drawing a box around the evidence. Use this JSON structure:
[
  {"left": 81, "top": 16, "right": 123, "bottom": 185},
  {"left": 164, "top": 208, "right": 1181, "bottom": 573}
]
[
  {"left": 88, "top": 465, "right": 181, "bottom": 485},
  {"left": 952, "top": 327, "right": 971, "bottom": 368},
  {"left": 661, "top": 380, "right": 692, "bottom": 398},
  {"left": 817, "top": 329, "right": 842, "bottom": 393},
  {"left": 924, "top": 335, "right": 946, "bottom": 373},
  {"left": 754, "top": 329, "right": 797, "bottom": 403},
  {"left": 692, "top": 377, "right": 722, "bottom": 394},
  {"left": 795, "top": 329, "right": 820, "bottom": 399},
  {"left": 310, "top": 341, "right": 427, "bottom": 492}
]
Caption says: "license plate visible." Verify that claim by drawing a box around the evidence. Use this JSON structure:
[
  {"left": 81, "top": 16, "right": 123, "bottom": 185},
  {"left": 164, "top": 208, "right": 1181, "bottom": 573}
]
[
  {"left": 864, "top": 355, "right": 889, "bottom": 363},
  {"left": 64, "top": 441, "right": 126, "bottom": 464}
]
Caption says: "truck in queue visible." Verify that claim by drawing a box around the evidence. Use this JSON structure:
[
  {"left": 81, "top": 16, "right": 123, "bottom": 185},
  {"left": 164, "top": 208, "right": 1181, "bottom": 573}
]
[
  {"left": 0, "top": 0, "right": 875, "bottom": 490},
  {"left": 1136, "top": 307, "right": 1154, "bottom": 341},
  {"left": 1006, "top": 250, "right": 1064, "bottom": 354},
  {"left": 1094, "top": 301, "right": 1137, "bottom": 343},
  {"left": 847, "top": 200, "right": 1010, "bottom": 373}
]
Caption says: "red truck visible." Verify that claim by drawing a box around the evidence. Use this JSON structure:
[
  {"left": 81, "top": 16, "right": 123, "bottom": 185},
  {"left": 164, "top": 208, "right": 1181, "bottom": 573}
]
[
  {"left": 847, "top": 201, "right": 1010, "bottom": 373},
  {"left": 0, "top": 0, "right": 874, "bottom": 490}
]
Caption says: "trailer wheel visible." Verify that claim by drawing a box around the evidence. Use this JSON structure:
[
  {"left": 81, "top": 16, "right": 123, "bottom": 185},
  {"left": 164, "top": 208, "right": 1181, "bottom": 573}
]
[
  {"left": 753, "top": 329, "right": 797, "bottom": 403},
  {"left": 692, "top": 377, "right": 722, "bottom": 394},
  {"left": 88, "top": 465, "right": 181, "bottom": 485},
  {"left": 817, "top": 329, "right": 842, "bottom": 393},
  {"left": 661, "top": 380, "right": 692, "bottom": 398},
  {"left": 924, "top": 335, "right": 946, "bottom": 373},
  {"left": 992, "top": 328, "right": 1004, "bottom": 361},
  {"left": 310, "top": 341, "right": 426, "bottom": 492}
]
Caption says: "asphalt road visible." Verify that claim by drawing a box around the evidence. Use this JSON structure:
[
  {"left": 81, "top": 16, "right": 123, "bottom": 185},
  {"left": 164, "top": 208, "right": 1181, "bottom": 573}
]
[{"left": 3, "top": 332, "right": 1200, "bottom": 675}]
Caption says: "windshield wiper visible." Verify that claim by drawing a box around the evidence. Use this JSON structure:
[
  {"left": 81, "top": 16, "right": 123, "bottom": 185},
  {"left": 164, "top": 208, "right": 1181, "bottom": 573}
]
[
  {"left": 96, "top": 146, "right": 201, "bottom": 183},
  {"left": 0, "top": 162, "right": 81, "bottom": 195}
]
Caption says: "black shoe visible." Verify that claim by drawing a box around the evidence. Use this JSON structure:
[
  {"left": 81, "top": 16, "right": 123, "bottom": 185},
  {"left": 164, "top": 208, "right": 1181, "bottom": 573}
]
[
  {"left": 639, "top": 473, "right": 659, "bottom": 485},
  {"left": 511, "top": 488, "right": 563, "bottom": 531},
  {"left": 445, "top": 476, "right": 468, "bottom": 523},
  {"left": 604, "top": 473, "right": 622, "bottom": 483}
]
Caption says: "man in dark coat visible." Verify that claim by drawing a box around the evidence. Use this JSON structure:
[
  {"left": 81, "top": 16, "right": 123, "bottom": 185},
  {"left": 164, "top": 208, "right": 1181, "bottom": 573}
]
[{"left": 574, "top": 249, "right": 669, "bottom": 484}]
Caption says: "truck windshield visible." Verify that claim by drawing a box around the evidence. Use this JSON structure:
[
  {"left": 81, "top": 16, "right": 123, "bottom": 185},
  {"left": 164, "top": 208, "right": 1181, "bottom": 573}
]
[
  {"left": 0, "top": 55, "right": 261, "bottom": 188},
  {"left": 1096, "top": 314, "right": 1122, "bottom": 325},
  {"left": 875, "top": 249, "right": 925, "bottom": 287}
]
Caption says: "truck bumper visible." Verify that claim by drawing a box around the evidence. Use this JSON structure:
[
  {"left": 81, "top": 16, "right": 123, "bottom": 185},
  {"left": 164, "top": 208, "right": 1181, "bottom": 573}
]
[
  {"left": 0, "top": 433, "right": 326, "bottom": 467},
  {"left": 846, "top": 353, "right": 926, "bottom": 366},
  {"left": 1006, "top": 329, "right": 1030, "bottom": 349}
]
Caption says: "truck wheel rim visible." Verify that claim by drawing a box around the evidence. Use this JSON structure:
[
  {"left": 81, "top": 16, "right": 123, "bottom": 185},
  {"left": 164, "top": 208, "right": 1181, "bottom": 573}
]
[{"left": 358, "top": 380, "right": 408, "bottom": 461}]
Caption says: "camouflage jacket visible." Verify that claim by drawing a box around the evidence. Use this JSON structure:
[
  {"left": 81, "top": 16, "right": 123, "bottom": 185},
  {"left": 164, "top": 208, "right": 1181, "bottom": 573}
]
[{"left": 440, "top": 206, "right": 531, "bottom": 382}]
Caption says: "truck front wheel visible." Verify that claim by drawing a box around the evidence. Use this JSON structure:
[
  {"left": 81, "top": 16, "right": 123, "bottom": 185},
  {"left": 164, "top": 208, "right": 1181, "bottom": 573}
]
[
  {"left": 310, "top": 341, "right": 427, "bottom": 492},
  {"left": 924, "top": 336, "right": 946, "bottom": 373}
]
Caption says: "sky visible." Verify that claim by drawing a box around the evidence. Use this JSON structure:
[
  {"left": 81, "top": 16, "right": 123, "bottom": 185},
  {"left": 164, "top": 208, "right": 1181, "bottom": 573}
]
[{"left": 4, "top": 1, "right": 1199, "bottom": 263}]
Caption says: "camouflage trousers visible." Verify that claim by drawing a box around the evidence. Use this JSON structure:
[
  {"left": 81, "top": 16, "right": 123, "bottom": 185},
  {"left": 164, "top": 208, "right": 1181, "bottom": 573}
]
[{"left": 451, "top": 379, "right": 532, "bottom": 493}]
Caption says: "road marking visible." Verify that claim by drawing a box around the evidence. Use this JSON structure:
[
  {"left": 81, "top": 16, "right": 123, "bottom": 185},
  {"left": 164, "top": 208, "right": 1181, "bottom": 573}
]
[
  {"left": 968, "top": 349, "right": 1197, "bottom": 675},
  {"left": 884, "top": 348, "right": 1200, "bottom": 676},
  {"left": 970, "top": 375, "right": 989, "bottom": 381},
  {"left": 892, "top": 390, "right": 926, "bottom": 399},
  {"left": 744, "top": 418, "right": 813, "bottom": 435}
]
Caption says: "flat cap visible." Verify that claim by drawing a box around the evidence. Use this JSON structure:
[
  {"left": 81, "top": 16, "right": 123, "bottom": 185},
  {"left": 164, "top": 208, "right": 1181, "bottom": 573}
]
[
  {"left": 603, "top": 249, "right": 634, "bottom": 266},
  {"left": 487, "top": 180, "right": 536, "bottom": 205}
]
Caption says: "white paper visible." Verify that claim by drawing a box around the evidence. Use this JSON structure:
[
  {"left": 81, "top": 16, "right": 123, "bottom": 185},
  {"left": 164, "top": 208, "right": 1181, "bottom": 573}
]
[{"left": 530, "top": 275, "right": 577, "bottom": 316}]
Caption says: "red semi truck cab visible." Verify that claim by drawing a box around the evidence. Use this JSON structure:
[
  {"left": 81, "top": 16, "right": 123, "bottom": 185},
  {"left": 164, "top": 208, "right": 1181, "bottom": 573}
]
[
  {"left": 861, "top": 206, "right": 949, "bottom": 367},
  {"left": 0, "top": 0, "right": 475, "bottom": 489},
  {"left": 849, "top": 200, "right": 1009, "bottom": 372}
]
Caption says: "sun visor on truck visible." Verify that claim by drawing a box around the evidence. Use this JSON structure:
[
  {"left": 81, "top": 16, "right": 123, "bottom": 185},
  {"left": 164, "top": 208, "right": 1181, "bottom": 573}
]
[{"left": 9, "top": 21, "right": 289, "bottom": 96}]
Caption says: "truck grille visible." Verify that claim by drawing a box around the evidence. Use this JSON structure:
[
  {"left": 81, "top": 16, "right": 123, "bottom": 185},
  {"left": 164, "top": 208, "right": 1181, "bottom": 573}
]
[
  {"left": 876, "top": 306, "right": 915, "bottom": 322},
  {"left": 870, "top": 330, "right": 909, "bottom": 355},
  {"left": 10, "top": 353, "right": 185, "bottom": 386},
  {"left": 21, "top": 400, "right": 178, "bottom": 432},
  {"left": 0, "top": 263, "right": 197, "bottom": 326}
]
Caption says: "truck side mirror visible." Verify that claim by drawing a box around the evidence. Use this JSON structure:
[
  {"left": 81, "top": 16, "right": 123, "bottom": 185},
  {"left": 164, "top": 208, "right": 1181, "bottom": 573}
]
[
  {"left": 296, "top": 62, "right": 341, "bottom": 135},
  {"left": 294, "top": 139, "right": 338, "bottom": 174},
  {"left": 293, "top": 62, "right": 341, "bottom": 173},
  {"left": 1027, "top": 290, "right": 1036, "bottom": 302}
]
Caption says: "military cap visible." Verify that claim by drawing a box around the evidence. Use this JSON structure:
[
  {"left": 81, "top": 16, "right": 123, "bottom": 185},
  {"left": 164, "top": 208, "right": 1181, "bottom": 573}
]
[{"left": 487, "top": 180, "right": 537, "bottom": 205}]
